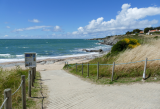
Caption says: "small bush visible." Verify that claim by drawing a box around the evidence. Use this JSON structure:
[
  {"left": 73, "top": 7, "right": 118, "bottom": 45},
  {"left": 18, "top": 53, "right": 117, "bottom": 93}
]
[
  {"left": 154, "top": 36, "right": 158, "bottom": 39},
  {"left": 111, "top": 38, "right": 140, "bottom": 54}
]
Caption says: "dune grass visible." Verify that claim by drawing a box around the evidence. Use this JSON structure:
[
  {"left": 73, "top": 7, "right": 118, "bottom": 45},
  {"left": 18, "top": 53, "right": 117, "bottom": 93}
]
[
  {"left": 64, "top": 36, "right": 160, "bottom": 84},
  {"left": 0, "top": 66, "right": 42, "bottom": 109}
]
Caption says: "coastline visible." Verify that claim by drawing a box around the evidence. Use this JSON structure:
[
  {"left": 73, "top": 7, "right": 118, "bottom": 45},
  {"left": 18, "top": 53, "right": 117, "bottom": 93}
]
[{"left": 1, "top": 51, "right": 109, "bottom": 71}]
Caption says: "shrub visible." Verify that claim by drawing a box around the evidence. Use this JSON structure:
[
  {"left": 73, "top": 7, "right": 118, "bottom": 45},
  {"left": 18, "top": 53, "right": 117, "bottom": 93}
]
[
  {"left": 154, "top": 36, "right": 158, "bottom": 39},
  {"left": 111, "top": 38, "right": 140, "bottom": 54}
]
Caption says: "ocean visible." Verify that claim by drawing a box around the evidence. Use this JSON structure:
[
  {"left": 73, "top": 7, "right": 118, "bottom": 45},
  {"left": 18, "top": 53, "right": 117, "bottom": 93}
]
[{"left": 0, "top": 39, "right": 111, "bottom": 63}]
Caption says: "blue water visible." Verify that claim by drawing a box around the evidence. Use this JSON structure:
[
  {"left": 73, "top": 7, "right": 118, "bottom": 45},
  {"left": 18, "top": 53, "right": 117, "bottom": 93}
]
[{"left": 0, "top": 39, "right": 111, "bottom": 63}]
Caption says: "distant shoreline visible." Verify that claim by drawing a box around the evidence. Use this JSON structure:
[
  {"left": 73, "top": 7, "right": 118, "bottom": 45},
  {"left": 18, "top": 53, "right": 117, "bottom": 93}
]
[{"left": 1, "top": 51, "right": 109, "bottom": 69}]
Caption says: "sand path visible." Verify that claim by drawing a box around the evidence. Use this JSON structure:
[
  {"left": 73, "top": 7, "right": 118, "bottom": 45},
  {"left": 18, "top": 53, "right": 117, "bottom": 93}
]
[{"left": 40, "top": 62, "right": 160, "bottom": 109}]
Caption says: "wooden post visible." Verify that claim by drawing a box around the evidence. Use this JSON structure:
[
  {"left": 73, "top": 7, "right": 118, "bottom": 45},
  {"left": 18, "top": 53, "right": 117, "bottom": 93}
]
[
  {"left": 111, "top": 62, "right": 115, "bottom": 82},
  {"left": 4, "top": 88, "right": 12, "bottom": 109},
  {"left": 97, "top": 62, "right": 99, "bottom": 79},
  {"left": 21, "top": 75, "right": 26, "bottom": 109},
  {"left": 31, "top": 69, "right": 34, "bottom": 87},
  {"left": 143, "top": 58, "right": 148, "bottom": 80},
  {"left": 34, "top": 67, "right": 36, "bottom": 79},
  {"left": 67, "top": 62, "right": 68, "bottom": 69},
  {"left": 65, "top": 62, "right": 66, "bottom": 68},
  {"left": 28, "top": 70, "right": 31, "bottom": 97},
  {"left": 82, "top": 63, "right": 83, "bottom": 75},
  {"left": 76, "top": 63, "right": 77, "bottom": 72},
  {"left": 87, "top": 63, "right": 89, "bottom": 77},
  {"left": 32, "top": 68, "right": 35, "bottom": 83}
]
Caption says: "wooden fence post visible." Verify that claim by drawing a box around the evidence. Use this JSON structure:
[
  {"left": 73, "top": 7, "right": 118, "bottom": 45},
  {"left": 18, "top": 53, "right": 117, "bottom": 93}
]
[
  {"left": 31, "top": 69, "right": 34, "bottom": 87},
  {"left": 32, "top": 68, "right": 35, "bottom": 83},
  {"left": 111, "top": 62, "right": 115, "bottom": 82},
  {"left": 34, "top": 67, "right": 36, "bottom": 79},
  {"left": 87, "top": 63, "right": 89, "bottom": 77},
  {"left": 21, "top": 75, "right": 26, "bottom": 109},
  {"left": 4, "top": 88, "right": 12, "bottom": 109},
  {"left": 143, "top": 58, "right": 148, "bottom": 80},
  {"left": 97, "top": 62, "right": 99, "bottom": 79},
  {"left": 76, "top": 63, "right": 77, "bottom": 72},
  {"left": 82, "top": 63, "right": 83, "bottom": 75},
  {"left": 28, "top": 70, "right": 31, "bottom": 97}
]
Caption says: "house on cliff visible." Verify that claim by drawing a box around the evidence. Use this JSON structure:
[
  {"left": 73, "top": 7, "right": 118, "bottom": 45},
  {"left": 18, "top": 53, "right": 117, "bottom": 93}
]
[{"left": 146, "top": 29, "right": 160, "bottom": 35}]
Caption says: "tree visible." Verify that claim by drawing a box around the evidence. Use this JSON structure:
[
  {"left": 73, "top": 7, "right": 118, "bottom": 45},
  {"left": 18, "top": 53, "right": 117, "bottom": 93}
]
[
  {"left": 144, "top": 27, "right": 153, "bottom": 33},
  {"left": 126, "top": 31, "right": 132, "bottom": 35},
  {"left": 132, "top": 29, "right": 141, "bottom": 33}
]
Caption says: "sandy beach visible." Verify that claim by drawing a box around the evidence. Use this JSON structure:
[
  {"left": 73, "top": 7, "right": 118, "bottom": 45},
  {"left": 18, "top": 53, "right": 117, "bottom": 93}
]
[{"left": 1, "top": 52, "right": 108, "bottom": 71}]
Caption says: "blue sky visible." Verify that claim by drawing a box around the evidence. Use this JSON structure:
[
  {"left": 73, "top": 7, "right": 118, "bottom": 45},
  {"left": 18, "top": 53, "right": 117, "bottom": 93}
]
[{"left": 0, "top": 0, "right": 160, "bottom": 39}]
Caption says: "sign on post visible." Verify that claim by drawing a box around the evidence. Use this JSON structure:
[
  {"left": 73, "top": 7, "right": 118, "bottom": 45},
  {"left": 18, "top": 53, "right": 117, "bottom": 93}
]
[{"left": 24, "top": 53, "right": 36, "bottom": 67}]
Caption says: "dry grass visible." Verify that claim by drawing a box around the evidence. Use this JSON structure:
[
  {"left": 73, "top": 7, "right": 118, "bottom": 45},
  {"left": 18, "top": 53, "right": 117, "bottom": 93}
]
[{"left": 115, "top": 39, "right": 160, "bottom": 69}]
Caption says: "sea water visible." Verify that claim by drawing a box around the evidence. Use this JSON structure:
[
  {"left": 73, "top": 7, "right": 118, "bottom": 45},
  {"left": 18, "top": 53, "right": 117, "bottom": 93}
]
[{"left": 0, "top": 39, "right": 111, "bottom": 63}]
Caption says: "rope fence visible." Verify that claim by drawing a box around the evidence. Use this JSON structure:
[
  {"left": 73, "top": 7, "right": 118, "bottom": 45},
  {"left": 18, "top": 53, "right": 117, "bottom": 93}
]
[
  {"left": 65, "top": 57, "right": 160, "bottom": 81},
  {"left": 0, "top": 98, "right": 8, "bottom": 109},
  {"left": 0, "top": 67, "right": 36, "bottom": 109},
  {"left": 12, "top": 80, "right": 23, "bottom": 96}
]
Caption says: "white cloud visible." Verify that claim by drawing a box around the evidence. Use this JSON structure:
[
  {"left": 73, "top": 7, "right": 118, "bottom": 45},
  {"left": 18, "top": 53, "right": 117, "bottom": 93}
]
[
  {"left": 42, "top": 28, "right": 50, "bottom": 31},
  {"left": 53, "top": 26, "right": 62, "bottom": 32},
  {"left": 28, "top": 19, "right": 40, "bottom": 23},
  {"left": 72, "top": 4, "right": 160, "bottom": 36},
  {"left": 13, "top": 26, "right": 51, "bottom": 32},
  {"left": 4, "top": 35, "right": 8, "bottom": 37},
  {"left": 42, "top": 26, "right": 62, "bottom": 32},
  {"left": 6, "top": 26, "right": 10, "bottom": 28}
]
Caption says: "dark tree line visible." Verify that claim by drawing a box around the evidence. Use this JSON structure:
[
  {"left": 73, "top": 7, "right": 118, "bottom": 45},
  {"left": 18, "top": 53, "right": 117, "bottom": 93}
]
[{"left": 125, "top": 26, "right": 160, "bottom": 35}]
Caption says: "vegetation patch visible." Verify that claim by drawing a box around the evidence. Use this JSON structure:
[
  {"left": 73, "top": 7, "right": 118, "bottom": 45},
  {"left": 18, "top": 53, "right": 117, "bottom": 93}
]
[
  {"left": 64, "top": 35, "right": 160, "bottom": 85},
  {"left": 0, "top": 66, "right": 42, "bottom": 109}
]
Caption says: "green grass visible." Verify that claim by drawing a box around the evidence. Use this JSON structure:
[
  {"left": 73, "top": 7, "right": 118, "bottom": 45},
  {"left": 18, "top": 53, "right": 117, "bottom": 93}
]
[
  {"left": 63, "top": 35, "right": 160, "bottom": 85},
  {"left": 117, "top": 35, "right": 154, "bottom": 45},
  {"left": 64, "top": 62, "right": 160, "bottom": 85},
  {"left": 0, "top": 66, "right": 42, "bottom": 109}
]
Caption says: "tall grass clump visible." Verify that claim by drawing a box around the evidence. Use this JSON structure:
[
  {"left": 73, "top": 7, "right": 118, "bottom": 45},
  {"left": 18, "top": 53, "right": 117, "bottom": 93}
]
[
  {"left": 0, "top": 66, "right": 29, "bottom": 108},
  {"left": 114, "top": 38, "right": 160, "bottom": 77}
]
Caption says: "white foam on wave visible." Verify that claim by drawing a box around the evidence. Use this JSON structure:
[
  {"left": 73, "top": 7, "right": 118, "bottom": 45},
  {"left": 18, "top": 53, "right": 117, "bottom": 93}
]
[
  {"left": 0, "top": 52, "right": 99, "bottom": 63},
  {"left": 0, "top": 54, "right": 10, "bottom": 56},
  {"left": 37, "top": 52, "right": 99, "bottom": 60},
  {"left": 18, "top": 47, "right": 29, "bottom": 48},
  {"left": 0, "top": 59, "right": 24, "bottom": 63},
  {"left": 16, "top": 55, "right": 24, "bottom": 57}
]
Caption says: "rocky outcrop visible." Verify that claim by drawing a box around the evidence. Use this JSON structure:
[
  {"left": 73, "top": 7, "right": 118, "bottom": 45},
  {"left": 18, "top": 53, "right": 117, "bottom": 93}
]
[
  {"left": 82, "top": 49, "right": 103, "bottom": 52},
  {"left": 100, "top": 36, "right": 120, "bottom": 45}
]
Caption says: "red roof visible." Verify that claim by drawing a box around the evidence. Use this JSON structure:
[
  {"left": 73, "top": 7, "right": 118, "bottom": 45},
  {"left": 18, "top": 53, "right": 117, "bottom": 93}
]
[
  {"left": 139, "top": 31, "right": 144, "bottom": 33},
  {"left": 149, "top": 30, "right": 160, "bottom": 32}
]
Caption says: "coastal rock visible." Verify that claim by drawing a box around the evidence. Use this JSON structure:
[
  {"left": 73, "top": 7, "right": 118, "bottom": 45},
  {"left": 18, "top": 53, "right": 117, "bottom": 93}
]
[
  {"left": 83, "top": 49, "right": 103, "bottom": 52},
  {"left": 40, "top": 61, "right": 46, "bottom": 65},
  {"left": 101, "top": 37, "right": 119, "bottom": 45}
]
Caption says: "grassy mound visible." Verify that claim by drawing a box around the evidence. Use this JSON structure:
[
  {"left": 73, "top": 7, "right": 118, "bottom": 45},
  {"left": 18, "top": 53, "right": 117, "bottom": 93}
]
[{"left": 64, "top": 35, "right": 160, "bottom": 84}]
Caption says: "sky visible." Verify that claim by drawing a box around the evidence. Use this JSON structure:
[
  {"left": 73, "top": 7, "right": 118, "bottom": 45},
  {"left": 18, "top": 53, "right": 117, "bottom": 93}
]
[{"left": 0, "top": 0, "right": 160, "bottom": 39}]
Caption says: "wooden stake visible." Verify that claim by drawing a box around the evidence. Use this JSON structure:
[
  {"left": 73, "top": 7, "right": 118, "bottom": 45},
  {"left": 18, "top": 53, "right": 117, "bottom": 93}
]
[
  {"left": 28, "top": 70, "right": 31, "bottom": 97},
  {"left": 97, "top": 62, "right": 99, "bottom": 79},
  {"left": 143, "top": 58, "right": 148, "bottom": 80},
  {"left": 87, "top": 63, "right": 89, "bottom": 77},
  {"left": 21, "top": 75, "right": 26, "bottom": 109},
  {"left": 82, "top": 63, "right": 83, "bottom": 75},
  {"left": 111, "top": 62, "right": 115, "bottom": 82},
  {"left": 4, "top": 88, "right": 12, "bottom": 109}
]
